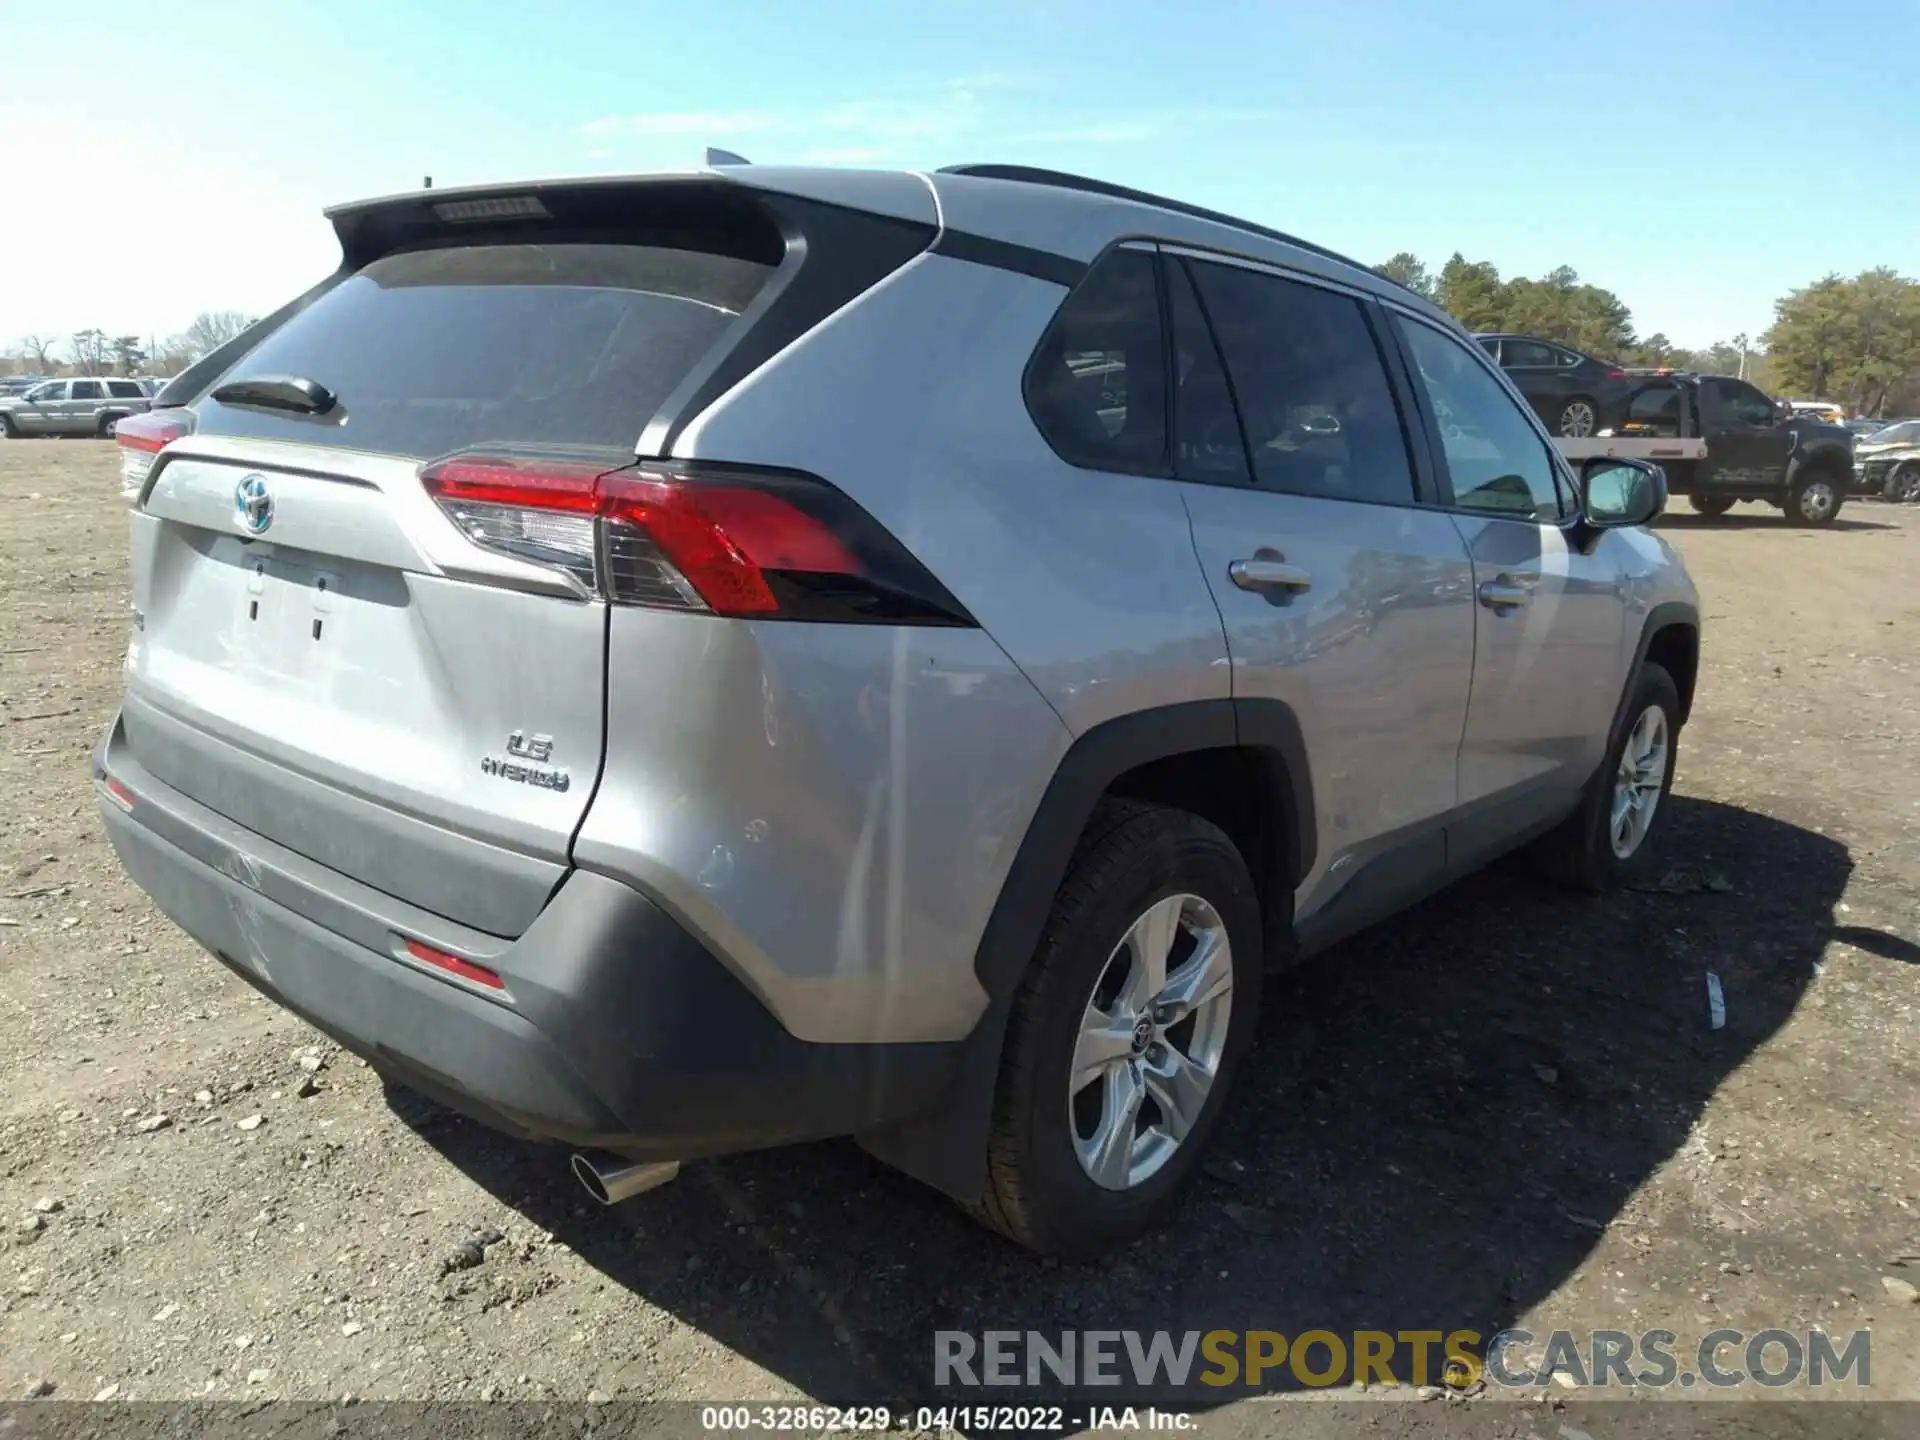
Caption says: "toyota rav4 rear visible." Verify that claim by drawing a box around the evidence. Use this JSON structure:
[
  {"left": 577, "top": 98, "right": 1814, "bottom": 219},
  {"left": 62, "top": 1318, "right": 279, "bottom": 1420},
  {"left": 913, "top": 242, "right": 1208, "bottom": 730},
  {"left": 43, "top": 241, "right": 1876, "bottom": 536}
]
[{"left": 97, "top": 170, "right": 1071, "bottom": 1197}]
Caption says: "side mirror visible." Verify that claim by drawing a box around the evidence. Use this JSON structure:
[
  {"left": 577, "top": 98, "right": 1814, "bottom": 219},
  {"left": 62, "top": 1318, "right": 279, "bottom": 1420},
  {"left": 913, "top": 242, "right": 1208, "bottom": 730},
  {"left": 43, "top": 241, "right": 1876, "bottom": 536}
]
[{"left": 1581, "top": 457, "right": 1666, "bottom": 528}]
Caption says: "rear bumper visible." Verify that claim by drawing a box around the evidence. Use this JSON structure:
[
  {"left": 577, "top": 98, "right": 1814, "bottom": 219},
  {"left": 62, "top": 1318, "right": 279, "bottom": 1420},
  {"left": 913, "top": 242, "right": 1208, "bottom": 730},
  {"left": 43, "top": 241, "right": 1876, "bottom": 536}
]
[{"left": 94, "top": 719, "right": 964, "bottom": 1160}]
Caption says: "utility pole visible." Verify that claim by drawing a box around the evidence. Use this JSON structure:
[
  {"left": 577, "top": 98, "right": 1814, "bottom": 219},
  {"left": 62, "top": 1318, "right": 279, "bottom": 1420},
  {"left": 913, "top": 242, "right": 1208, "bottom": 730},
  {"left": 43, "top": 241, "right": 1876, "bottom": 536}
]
[{"left": 1733, "top": 333, "right": 1750, "bottom": 381}]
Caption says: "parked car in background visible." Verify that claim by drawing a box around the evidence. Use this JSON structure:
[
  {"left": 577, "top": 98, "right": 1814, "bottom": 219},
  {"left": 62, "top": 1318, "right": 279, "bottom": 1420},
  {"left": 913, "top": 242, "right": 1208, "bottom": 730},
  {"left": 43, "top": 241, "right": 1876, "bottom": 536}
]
[
  {"left": 1845, "top": 417, "right": 1888, "bottom": 439},
  {"left": 1855, "top": 420, "right": 1920, "bottom": 502},
  {"left": 96, "top": 160, "right": 1700, "bottom": 1255},
  {"left": 1474, "top": 333, "right": 1633, "bottom": 438},
  {"left": 0, "top": 377, "right": 152, "bottom": 437}
]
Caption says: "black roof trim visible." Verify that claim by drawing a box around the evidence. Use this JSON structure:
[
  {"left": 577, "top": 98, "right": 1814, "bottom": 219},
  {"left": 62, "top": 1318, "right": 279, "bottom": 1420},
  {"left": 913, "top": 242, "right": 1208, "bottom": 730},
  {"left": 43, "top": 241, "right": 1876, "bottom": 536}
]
[{"left": 938, "top": 163, "right": 1414, "bottom": 297}]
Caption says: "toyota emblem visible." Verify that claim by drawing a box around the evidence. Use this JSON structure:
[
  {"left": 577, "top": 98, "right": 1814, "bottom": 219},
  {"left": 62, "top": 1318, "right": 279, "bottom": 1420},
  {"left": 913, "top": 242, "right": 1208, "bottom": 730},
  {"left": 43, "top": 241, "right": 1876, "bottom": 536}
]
[{"left": 235, "top": 474, "right": 274, "bottom": 535}]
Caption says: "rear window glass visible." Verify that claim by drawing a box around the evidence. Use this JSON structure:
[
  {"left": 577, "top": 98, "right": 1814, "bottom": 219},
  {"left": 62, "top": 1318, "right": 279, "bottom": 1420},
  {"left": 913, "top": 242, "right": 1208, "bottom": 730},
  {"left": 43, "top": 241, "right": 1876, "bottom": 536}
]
[{"left": 193, "top": 243, "right": 774, "bottom": 459}]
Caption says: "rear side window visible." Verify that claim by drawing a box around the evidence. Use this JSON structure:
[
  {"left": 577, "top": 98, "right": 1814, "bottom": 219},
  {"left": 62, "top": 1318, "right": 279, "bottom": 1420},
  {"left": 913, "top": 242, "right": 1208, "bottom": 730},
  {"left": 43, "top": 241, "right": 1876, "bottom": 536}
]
[
  {"left": 1024, "top": 249, "right": 1168, "bottom": 476},
  {"left": 1500, "top": 339, "right": 1558, "bottom": 368},
  {"left": 1165, "top": 258, "right": 1248, "bottom": 484},
  {"left": 1187, "top": 259, "right": 1417, "bottom": 506},
  {"left": 192, "top": 243, "right": 774, "bottom": 460},
  {"left": 71, "top": 381, "right": 103, "bottom": 400}
]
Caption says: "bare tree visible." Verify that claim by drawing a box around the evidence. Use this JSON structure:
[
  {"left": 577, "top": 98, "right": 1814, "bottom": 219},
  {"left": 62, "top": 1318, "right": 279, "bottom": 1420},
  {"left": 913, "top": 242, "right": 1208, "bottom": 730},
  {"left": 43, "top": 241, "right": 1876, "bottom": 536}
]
[
  {"left": 182, "top": 311, "right": 258, "bottom": 359},
  {"left": 152, "top": 338, "right": 198, "bottom": 376},
  {"left": 16, "top": 335, "right": 59, "bottom": 371},
  {"left": 69, "top": 329, "right": 112, "bottom": 374}
]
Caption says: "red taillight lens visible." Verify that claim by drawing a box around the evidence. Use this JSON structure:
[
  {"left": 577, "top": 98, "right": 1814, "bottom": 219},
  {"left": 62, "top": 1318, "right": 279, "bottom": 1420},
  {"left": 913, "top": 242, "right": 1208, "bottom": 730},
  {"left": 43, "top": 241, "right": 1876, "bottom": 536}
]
[
  {"left": 419, "top": 454, "right": 971, "bottom": 626},
  {"left": 115, "top": 411, "right": 193, "bottom": 504},
  {"left": 596, "top": 475, "right": 858, "bottom": 616},
  {"left": 403, "top": 938, "right": 506, "bottom": 991},
  {"left": 1606, "top": 369, "right": 1626, "bottom": 379},
  {"left": 100, "top": 776, "right": 137, "bottom": 813}
]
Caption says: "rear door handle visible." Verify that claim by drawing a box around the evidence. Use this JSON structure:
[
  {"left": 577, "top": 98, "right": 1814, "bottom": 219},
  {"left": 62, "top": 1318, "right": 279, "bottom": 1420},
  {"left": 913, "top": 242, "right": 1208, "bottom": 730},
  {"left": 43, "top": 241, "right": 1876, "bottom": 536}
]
[
  {"left": 1229, "top": 557, "right": 1313, "bottom": 593},
  {"left": 1477, "top": 577, "right": 1534, "bottom": 609}
]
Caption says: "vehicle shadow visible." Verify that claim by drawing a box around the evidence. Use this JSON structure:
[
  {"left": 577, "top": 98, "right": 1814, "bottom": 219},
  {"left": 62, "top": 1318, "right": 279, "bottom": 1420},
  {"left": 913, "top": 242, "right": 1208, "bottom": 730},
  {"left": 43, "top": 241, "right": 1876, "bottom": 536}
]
[
  {"left": 1656, "top": 513, "right": 1896, "bottom": 533},
  {"left": 396, "top": 795, "right": 1845, "bottom": 1411}
]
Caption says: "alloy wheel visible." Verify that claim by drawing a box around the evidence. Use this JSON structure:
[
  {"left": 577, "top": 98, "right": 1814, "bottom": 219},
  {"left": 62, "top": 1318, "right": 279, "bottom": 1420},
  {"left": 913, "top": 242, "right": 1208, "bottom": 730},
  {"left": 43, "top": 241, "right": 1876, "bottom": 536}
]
[
  {"left": 1610, "top": 704, "right": 1670, "bottom": 859},
  {"left": 1559, "top": 401, "right": 1597, "bottom": 438},
  {"left": 1069, "top": 893, "right": 1233, "bottom": 1191}
]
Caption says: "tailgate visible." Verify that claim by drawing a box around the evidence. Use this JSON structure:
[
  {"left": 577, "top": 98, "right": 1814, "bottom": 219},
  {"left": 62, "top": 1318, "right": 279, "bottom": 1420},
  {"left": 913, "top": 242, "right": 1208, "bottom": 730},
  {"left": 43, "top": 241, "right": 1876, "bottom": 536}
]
[{"left": 126, "top": 449, "right": 606, "bottom": 937}]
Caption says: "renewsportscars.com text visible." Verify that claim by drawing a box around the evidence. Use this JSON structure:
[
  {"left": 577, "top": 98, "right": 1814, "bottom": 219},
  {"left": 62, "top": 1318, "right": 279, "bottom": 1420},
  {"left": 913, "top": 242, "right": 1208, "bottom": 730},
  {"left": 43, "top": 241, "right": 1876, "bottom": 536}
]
[{"left": 934, "top": 1327, "right": 1871, "bottom": 1390}]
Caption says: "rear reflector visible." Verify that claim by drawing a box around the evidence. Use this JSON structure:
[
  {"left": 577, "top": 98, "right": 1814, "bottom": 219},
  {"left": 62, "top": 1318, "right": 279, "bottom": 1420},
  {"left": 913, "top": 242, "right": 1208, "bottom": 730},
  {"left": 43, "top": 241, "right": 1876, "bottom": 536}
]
[
  {"left": 420, "top": 453, "right": 972, "bottom": 626},
  {"left": 100, "top": 776, "right": 137, "bottom": 813},
  {"left": 403, "top": 938, "right": 506, "bottom": 991},
  {"left": 115, "top": 412, "right": 194, "bottom": 504}
]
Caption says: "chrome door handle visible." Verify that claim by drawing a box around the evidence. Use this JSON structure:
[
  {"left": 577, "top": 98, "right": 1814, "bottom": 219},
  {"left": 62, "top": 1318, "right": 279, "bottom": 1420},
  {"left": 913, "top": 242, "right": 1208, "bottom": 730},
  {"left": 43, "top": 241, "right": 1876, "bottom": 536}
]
[
  {"left": 1477, "top": 579, "right": 1532, "bottom": 608},
  {"left": 1229, "top": 557, "right": 1313, "bottom": 593}
]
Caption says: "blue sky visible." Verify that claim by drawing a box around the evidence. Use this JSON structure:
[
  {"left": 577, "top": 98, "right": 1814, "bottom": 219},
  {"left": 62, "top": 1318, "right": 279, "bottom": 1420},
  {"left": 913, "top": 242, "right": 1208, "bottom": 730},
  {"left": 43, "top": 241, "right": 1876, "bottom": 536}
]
[{"left": 2, "top": 0, "right": 1913, "bottom": 348}]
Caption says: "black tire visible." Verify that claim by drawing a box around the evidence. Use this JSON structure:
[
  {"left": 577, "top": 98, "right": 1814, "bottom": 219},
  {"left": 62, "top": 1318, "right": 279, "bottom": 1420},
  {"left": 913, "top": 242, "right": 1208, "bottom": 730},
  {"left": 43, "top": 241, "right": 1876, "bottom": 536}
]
[
  {"left": 1786, "top": 470, "right": 1845, "bottom": 525},
  {"left": 1556, "top": 396, "right": 1600, "bottom": 439},
  {"left": 1688, "top": 495, "right": 1735, "bottom": 517},
  {"left": 1538, "top": 663, "right": 1681, "bottom": 893},
  {"left": 0, "top": 414, "right": 16, "bottom": 439},
  {"left": 1886, "top": 462, "right": 1920, "bottom": 504},
  {"left": 975, "top": 799, "right": 1262, "bottom": 1255},
  {"left": 97, "top": 414, "right": 120, "bottom": 439}
]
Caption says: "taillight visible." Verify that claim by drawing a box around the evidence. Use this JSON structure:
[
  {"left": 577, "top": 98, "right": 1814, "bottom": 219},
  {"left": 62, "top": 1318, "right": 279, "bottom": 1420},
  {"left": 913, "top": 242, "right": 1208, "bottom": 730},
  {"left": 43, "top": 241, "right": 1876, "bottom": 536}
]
[
  {"left": 1606, "top": 369, "right": 1626, "bottom": 379},
  {"left": 114, "top": 412, "right": 193, "bottom": 503},
  {"left": 420, "top": 453, "right": 973, "bottom": 626}
]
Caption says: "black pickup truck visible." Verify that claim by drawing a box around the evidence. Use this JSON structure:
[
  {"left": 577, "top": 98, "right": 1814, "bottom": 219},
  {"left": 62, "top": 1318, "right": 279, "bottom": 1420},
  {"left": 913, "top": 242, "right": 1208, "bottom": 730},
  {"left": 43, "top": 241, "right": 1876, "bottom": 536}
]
[{"left": 1614, "top": 371, "right": 1857, "bottom": 525}]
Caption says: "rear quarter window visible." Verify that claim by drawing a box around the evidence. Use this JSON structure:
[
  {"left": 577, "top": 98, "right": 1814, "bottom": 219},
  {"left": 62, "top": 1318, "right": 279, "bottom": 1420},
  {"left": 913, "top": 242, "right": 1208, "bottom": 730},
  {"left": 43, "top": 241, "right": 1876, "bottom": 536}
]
[
  {"left": 1023, "top": 248, "right": 1169, "bottom": 477},
  {"left": 192, "top": 243, "right": 774, "bottom": 460}
]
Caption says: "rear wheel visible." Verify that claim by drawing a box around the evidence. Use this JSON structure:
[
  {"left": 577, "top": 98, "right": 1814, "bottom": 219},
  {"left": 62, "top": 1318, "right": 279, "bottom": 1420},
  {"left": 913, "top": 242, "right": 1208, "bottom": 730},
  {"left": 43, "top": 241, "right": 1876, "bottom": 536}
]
[
  {"left": 0, "top": 414, "right": 16, "bottom": 440},
  {"left": 97, "top": 414, "right": 120, "bottom": 439},
  {"left": 1557, "top": 396, "right": 1599, "bottom": 438},
  {"left": 1787, "top": 472, "right": 1843, "bottom": 525},
  {"left": 1539, "top": 662, "right": 1681, "bottom": 892},
  {"left": 976, "top": 800, "right": 1261, "bottom": 1255},
  {"left": 1689, "top": 495, "right": 1735, "bottom": 517},
  {"left": 1886, "top": 462, "right": 1920, "bottom": 504}
]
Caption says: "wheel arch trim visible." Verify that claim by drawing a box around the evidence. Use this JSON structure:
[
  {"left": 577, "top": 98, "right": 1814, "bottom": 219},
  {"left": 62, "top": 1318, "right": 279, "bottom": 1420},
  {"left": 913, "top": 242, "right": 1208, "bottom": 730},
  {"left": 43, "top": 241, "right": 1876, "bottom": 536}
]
[
  {"left": 1621, "top": 601, "right": 1700, "bottom": 730},
  {"left": 971, "top": 697, "right": 1314, "bottom": 1002}
]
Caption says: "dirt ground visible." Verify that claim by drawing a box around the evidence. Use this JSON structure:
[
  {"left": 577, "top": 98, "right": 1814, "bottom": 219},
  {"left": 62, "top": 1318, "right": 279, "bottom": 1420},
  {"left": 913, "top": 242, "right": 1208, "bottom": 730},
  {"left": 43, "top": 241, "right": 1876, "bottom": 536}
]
[{"left": 1, "top": 442, "right": 1916, "bottom": 1427}]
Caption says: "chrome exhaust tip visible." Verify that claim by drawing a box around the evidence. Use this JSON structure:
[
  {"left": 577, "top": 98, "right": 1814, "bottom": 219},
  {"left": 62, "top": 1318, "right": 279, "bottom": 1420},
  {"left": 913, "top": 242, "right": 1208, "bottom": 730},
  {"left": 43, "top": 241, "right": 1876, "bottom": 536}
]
[{"left": 570, "top": 1151, "right": 680, "bottom": 1206}]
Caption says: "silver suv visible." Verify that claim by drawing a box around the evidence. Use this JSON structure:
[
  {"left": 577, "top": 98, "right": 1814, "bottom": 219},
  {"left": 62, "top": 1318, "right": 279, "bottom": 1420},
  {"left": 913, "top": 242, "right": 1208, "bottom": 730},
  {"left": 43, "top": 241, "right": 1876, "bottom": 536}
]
[
  {"left": 0, "top": 376, "right": 152, "bottom": 437},
  {"left": 97, "top": 163, "right": 1700, "bottom": 1255}
]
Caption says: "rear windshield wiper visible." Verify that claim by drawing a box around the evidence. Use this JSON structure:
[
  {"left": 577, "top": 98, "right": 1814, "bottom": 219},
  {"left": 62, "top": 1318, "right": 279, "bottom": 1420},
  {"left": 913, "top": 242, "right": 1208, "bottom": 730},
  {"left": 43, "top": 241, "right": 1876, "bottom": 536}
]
[{"left": 209, "top": 375, "right": 338, "bottom": 416}]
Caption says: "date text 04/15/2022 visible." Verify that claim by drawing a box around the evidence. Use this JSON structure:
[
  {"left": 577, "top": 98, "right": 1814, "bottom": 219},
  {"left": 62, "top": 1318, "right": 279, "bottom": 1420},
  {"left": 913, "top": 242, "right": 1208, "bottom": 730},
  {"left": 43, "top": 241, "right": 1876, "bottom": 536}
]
[{"left": 697, "top": 1406, "right": 1194, "bottom": 1432}]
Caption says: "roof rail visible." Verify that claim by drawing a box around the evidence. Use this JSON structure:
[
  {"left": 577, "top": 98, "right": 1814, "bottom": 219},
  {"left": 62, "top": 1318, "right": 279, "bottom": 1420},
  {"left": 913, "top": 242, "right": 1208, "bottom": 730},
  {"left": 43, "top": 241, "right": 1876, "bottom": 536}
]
[{"left": 938, "top": 163, "right": 1409, "bottom": 296}]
